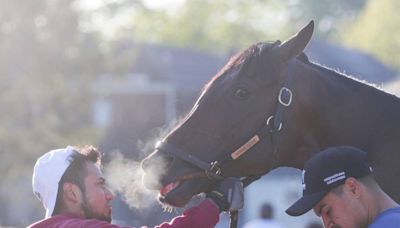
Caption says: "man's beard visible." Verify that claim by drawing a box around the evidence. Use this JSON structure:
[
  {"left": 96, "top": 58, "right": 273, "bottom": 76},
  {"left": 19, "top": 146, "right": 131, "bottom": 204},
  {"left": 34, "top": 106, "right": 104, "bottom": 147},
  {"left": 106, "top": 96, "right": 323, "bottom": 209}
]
[{"left": 80, "top": 196, "right": 111, "bottom": 223}]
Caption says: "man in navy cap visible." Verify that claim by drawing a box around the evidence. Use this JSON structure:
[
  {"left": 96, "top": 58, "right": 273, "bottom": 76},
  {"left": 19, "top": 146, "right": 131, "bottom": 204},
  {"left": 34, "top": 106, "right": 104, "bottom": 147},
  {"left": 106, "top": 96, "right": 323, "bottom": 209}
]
[{"left": 286, "top": 146, "right": 400, "bottom": 228}]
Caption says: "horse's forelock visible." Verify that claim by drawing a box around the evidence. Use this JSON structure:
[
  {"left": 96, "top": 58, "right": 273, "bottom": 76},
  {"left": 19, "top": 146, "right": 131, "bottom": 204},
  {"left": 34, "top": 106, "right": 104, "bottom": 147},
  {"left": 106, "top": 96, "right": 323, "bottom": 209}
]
[
  {"left": 201, "top": 44, "right": 261, "bottom": 92},
  {"left": 217, "top": 44, "right": 259, "bottom": 78}
]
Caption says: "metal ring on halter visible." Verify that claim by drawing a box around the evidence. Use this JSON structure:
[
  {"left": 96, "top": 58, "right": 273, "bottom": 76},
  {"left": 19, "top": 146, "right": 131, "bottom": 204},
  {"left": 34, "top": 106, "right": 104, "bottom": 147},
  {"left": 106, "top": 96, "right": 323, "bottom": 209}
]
[
  {"left": 205, "top": 161, "right": 223, "bottom": 180},
  {"left": 266, "top": 115, "right": 282, "bottom": 131},
  {"left": 278, "top": 87, "right": 293, "bottom": 106}
]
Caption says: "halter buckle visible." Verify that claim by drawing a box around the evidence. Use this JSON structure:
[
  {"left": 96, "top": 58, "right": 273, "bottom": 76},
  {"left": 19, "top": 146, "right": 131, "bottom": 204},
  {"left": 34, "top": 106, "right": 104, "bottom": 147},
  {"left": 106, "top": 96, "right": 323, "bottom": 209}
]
[
  {"left": 278, "top": 87, "right": 293, "bottom": 106},
  {"left": 206, "top": 161, "right": 223, "bottom": 180},
  {"left": 266, "top": 115, "right": 282, "bottom": 131}
]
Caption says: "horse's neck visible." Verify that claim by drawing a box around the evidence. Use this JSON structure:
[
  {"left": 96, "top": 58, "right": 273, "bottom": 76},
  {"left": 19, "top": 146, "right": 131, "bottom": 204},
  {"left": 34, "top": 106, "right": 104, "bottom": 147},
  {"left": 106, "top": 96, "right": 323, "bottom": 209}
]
[{"left": 289, "top": 61, "right": 400, "bottom": 167}]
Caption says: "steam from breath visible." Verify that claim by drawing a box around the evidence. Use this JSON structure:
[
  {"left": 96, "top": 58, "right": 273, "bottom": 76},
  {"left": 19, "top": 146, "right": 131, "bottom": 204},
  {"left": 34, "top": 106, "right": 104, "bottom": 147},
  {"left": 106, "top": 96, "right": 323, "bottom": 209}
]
[
  {"left": 103, "top": 149, "right": 168, "bottom": 211},
  {"left": 103, "top": 121, "right": 188, "bottom": 212}
]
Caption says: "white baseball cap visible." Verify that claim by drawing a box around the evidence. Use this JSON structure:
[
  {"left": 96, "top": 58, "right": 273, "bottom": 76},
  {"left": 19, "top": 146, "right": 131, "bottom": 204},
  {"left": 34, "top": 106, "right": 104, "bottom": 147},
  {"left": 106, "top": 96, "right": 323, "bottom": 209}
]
[{"left": 32, "top": 146, "right": 76, "bottom": 218}]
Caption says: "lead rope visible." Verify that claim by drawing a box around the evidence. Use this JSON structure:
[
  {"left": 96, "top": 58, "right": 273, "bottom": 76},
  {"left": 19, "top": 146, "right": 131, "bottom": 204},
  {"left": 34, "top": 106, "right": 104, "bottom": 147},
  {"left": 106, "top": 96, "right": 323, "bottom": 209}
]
[
  {"left": 229, "top": 211, "right": 239, "bottom": 228},
  {"left": 229, "top": 174, "right": 263, "bottom": 228},
  {"left": 228, "top": 177, "right": 256, "bottom": 228}
]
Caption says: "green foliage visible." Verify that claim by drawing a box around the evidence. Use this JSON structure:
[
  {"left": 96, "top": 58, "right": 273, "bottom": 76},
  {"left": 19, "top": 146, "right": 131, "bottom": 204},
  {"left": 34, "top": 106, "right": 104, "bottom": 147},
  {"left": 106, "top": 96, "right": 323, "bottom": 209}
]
[
  {"left": 288, "top": 0, "right": 366, "bottom": 38},
  {"left": 339, "top": 0, "right": 400, "bottom": 70},
  {"left": 130, "top": 0, "right": 304, "bottom": 53},
  {"left": 127, "top": 0, "right": 367, "bottom": 54}
]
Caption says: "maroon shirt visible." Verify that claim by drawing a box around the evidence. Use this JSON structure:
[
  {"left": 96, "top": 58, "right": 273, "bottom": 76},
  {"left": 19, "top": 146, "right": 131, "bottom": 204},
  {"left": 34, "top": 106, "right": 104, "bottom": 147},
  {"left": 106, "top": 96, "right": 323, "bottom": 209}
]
[{"left": 28, "top": 200, "right": 219, "bottom": 228}]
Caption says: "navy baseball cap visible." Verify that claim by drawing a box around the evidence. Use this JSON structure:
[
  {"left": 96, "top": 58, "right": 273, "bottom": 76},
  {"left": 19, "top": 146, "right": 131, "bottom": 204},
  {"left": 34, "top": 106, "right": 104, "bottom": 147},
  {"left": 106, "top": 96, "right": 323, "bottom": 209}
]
[{"left": 285, "top": 146, "right": 373, "bottom": 216}]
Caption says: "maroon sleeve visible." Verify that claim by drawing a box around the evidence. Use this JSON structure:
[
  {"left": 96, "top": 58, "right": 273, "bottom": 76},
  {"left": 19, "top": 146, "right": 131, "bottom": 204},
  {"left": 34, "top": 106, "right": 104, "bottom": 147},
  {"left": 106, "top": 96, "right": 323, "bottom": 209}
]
[
  {"left": 155, "top": 199, "right": 220, "bottom": 228},
  {"left": 29, "top": 200, "right": 219, "bottom": 228},
  {"left": 28, "top": 215, "right": 133, "bottom": 228}
]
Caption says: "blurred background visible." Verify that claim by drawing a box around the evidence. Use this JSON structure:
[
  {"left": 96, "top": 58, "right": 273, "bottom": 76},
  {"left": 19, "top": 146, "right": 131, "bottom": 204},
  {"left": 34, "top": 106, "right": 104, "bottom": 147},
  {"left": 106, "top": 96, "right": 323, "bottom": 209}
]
[{"left": 0, "top": 0, "right": 399, "bottom": 227}]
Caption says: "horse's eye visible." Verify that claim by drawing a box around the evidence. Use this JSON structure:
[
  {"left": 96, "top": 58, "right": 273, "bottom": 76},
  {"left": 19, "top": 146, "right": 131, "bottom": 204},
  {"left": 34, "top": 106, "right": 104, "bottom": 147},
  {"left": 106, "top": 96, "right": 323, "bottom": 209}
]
[{"left": 234, "top": 88, "right": 250, "bottom": 99}]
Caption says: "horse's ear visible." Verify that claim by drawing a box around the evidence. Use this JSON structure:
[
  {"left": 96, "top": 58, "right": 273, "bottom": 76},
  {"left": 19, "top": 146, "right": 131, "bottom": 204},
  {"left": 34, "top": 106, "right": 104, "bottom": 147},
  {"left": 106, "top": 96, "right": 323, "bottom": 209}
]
[{"left": 276, "top": 20, "right": 314, "bottom": 63}]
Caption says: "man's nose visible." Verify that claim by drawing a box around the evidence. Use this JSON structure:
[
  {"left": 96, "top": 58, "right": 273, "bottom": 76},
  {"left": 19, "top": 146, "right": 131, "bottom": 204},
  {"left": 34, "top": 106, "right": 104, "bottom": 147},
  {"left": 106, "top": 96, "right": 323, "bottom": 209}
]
[{"left": 105, "top": 187, "right": 115, "bottom": 201}]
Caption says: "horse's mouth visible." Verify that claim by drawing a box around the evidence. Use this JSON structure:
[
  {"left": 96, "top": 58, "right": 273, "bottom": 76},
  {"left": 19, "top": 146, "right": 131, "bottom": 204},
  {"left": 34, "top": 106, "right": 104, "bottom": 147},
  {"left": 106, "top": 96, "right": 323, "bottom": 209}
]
[
  {"left": 157, "top": 177, "right": 211, "bottom": 207},
  {"left": 158, "top": 180, "right": 193, "bottom": 207},
  {"left": 160, "top": 181, "right": 181, "bottom": 197}
]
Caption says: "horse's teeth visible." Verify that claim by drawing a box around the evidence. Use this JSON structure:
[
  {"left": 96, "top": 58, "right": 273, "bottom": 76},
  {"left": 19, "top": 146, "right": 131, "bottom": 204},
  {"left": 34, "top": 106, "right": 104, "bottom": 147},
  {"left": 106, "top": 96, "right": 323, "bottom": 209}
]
[{"left": 160, "top": 181, "right": 180, "bottom": 195}]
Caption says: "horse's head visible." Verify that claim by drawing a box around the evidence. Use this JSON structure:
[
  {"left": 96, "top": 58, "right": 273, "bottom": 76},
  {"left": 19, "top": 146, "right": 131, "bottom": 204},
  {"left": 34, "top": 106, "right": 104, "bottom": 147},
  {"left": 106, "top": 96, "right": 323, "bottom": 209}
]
[{"left": 141, "top": 21, "right": 314, "bottom": 207}]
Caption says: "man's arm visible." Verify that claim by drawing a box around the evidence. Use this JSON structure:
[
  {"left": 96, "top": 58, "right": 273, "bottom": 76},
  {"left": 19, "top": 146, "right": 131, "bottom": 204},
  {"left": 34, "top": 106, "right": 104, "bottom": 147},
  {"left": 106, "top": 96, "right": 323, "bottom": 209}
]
[{"left": 156, "top": 199, "right": 219, "bottom": 228}]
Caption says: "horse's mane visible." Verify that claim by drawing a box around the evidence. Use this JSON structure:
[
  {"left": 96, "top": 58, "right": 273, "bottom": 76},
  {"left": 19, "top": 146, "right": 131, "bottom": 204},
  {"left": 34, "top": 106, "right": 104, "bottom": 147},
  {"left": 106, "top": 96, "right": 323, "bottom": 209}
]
[
  {"left": 200, "top": 42, "right": 278, "bottom": 94},
  {"left": 306, "top": 59, "right": 377, "bottom": 87},
  {"left": 303, "top": 56, "right": 400, "bottom": 99}
]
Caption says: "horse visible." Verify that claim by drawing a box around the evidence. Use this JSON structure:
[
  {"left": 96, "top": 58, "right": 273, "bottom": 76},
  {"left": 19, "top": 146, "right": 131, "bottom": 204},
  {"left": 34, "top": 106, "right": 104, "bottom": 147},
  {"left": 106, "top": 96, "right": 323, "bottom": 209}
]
[{"left": 141, "top": 21, "right": 400, "bottom": 210}]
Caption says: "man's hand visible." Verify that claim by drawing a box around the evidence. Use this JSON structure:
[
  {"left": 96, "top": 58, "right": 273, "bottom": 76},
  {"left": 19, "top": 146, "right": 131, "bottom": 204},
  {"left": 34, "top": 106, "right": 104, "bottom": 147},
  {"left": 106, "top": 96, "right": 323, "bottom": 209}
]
[{"left": 206, "top": 178, "right": 244, "bottom": 212}]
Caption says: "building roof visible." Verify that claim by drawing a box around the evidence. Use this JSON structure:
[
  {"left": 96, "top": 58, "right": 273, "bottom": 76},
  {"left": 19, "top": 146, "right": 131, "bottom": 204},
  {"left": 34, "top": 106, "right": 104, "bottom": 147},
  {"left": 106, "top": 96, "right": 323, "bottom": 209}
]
[
  {"left": 305, "top": 39, "right": 396, "bottom": 84},
  {"left": 134, "top": 40, "right": 396, "bottom": 87}
]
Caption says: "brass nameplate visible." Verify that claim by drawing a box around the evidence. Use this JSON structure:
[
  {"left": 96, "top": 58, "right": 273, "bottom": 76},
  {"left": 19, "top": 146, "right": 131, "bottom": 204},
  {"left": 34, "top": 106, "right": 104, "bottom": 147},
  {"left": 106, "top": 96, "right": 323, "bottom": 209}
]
[{"left": 231, "top": 135, "right": 260, "bottom": 160}]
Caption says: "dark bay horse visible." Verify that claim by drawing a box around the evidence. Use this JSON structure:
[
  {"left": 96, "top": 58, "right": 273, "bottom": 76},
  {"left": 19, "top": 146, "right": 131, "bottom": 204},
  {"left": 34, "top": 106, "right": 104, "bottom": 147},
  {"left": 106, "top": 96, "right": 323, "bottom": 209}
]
[{"left": 141, "top": 21, "right": 400, "bottom": 208}]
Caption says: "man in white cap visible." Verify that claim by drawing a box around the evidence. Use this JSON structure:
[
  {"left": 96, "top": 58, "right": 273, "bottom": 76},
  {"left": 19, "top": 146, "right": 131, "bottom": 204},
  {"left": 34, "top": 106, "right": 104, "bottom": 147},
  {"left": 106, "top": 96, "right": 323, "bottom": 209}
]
[
  {"left": 28, "top": 145, "right": 244, "bottom": 228},
  {"left": 286, "top": 146, "right": 400, "bottom": 228}
]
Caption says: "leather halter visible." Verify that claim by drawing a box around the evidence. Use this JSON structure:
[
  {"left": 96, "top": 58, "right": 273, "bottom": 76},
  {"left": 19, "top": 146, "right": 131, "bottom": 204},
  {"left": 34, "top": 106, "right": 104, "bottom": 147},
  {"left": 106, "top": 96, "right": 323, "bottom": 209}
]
[{"left": 155, "top": 59, "right": 296, "bottom": 186}]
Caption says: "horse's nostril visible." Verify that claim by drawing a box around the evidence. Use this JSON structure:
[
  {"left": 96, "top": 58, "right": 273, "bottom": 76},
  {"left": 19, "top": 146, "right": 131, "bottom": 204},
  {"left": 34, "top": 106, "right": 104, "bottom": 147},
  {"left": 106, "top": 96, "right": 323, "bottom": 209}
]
[
  {"left": 141, "top": 157, "right": 149, "bottom": 171},
  {"left": 141, "top": 151, "right": 175, "bottom": 173},
  {"left": 141, "top": 155, "right": 156, "bottom": 173},
  {"left": 141, "top": 151, "right": 177, "bottom": 190}
]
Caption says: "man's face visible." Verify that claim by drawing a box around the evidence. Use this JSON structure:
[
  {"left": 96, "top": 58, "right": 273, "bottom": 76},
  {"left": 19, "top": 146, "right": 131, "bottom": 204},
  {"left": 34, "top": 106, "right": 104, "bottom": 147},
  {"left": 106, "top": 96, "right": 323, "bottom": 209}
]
[
  {"left": 313, "top": 186, "right": 366, "bottom": 228},
  {"left": 80, "top": 162, "right": 114, "bottom": 222}
]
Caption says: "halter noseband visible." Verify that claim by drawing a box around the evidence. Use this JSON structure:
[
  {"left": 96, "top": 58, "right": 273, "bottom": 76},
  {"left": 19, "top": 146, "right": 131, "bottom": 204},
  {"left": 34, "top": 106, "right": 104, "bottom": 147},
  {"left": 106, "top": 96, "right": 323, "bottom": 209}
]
[{"left": 155, "top": 59, "right": 296, "bottom": 185}]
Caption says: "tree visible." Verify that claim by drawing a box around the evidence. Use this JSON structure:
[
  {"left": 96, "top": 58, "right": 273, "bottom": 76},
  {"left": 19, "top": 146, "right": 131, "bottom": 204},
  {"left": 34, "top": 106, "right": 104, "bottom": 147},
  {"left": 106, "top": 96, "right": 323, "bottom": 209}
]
[
  {"left": 339, "top": 0, "right": 400, "bottom": 70},
  {"left": 0, "top": 0, "right": 104, "bottom": 225},
  {"left": 107, "top": 0, "right": 367, "bottom": 54},
  {"left": 287, "top": 0, "right": 366, "bottom": 38},
  {"left": 130, "top": 0, "right": 275, "bottom": 54}
]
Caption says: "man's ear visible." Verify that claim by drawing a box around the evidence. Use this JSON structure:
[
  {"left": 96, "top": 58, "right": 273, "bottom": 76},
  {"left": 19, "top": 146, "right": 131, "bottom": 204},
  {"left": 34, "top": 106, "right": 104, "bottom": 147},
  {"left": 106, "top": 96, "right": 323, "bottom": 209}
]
[
  {"left": 63, "top": 182, "right": 83, "bottom": 204},
  {"left": 344, "top": 177, "right": 362, "bottom": 198}
]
